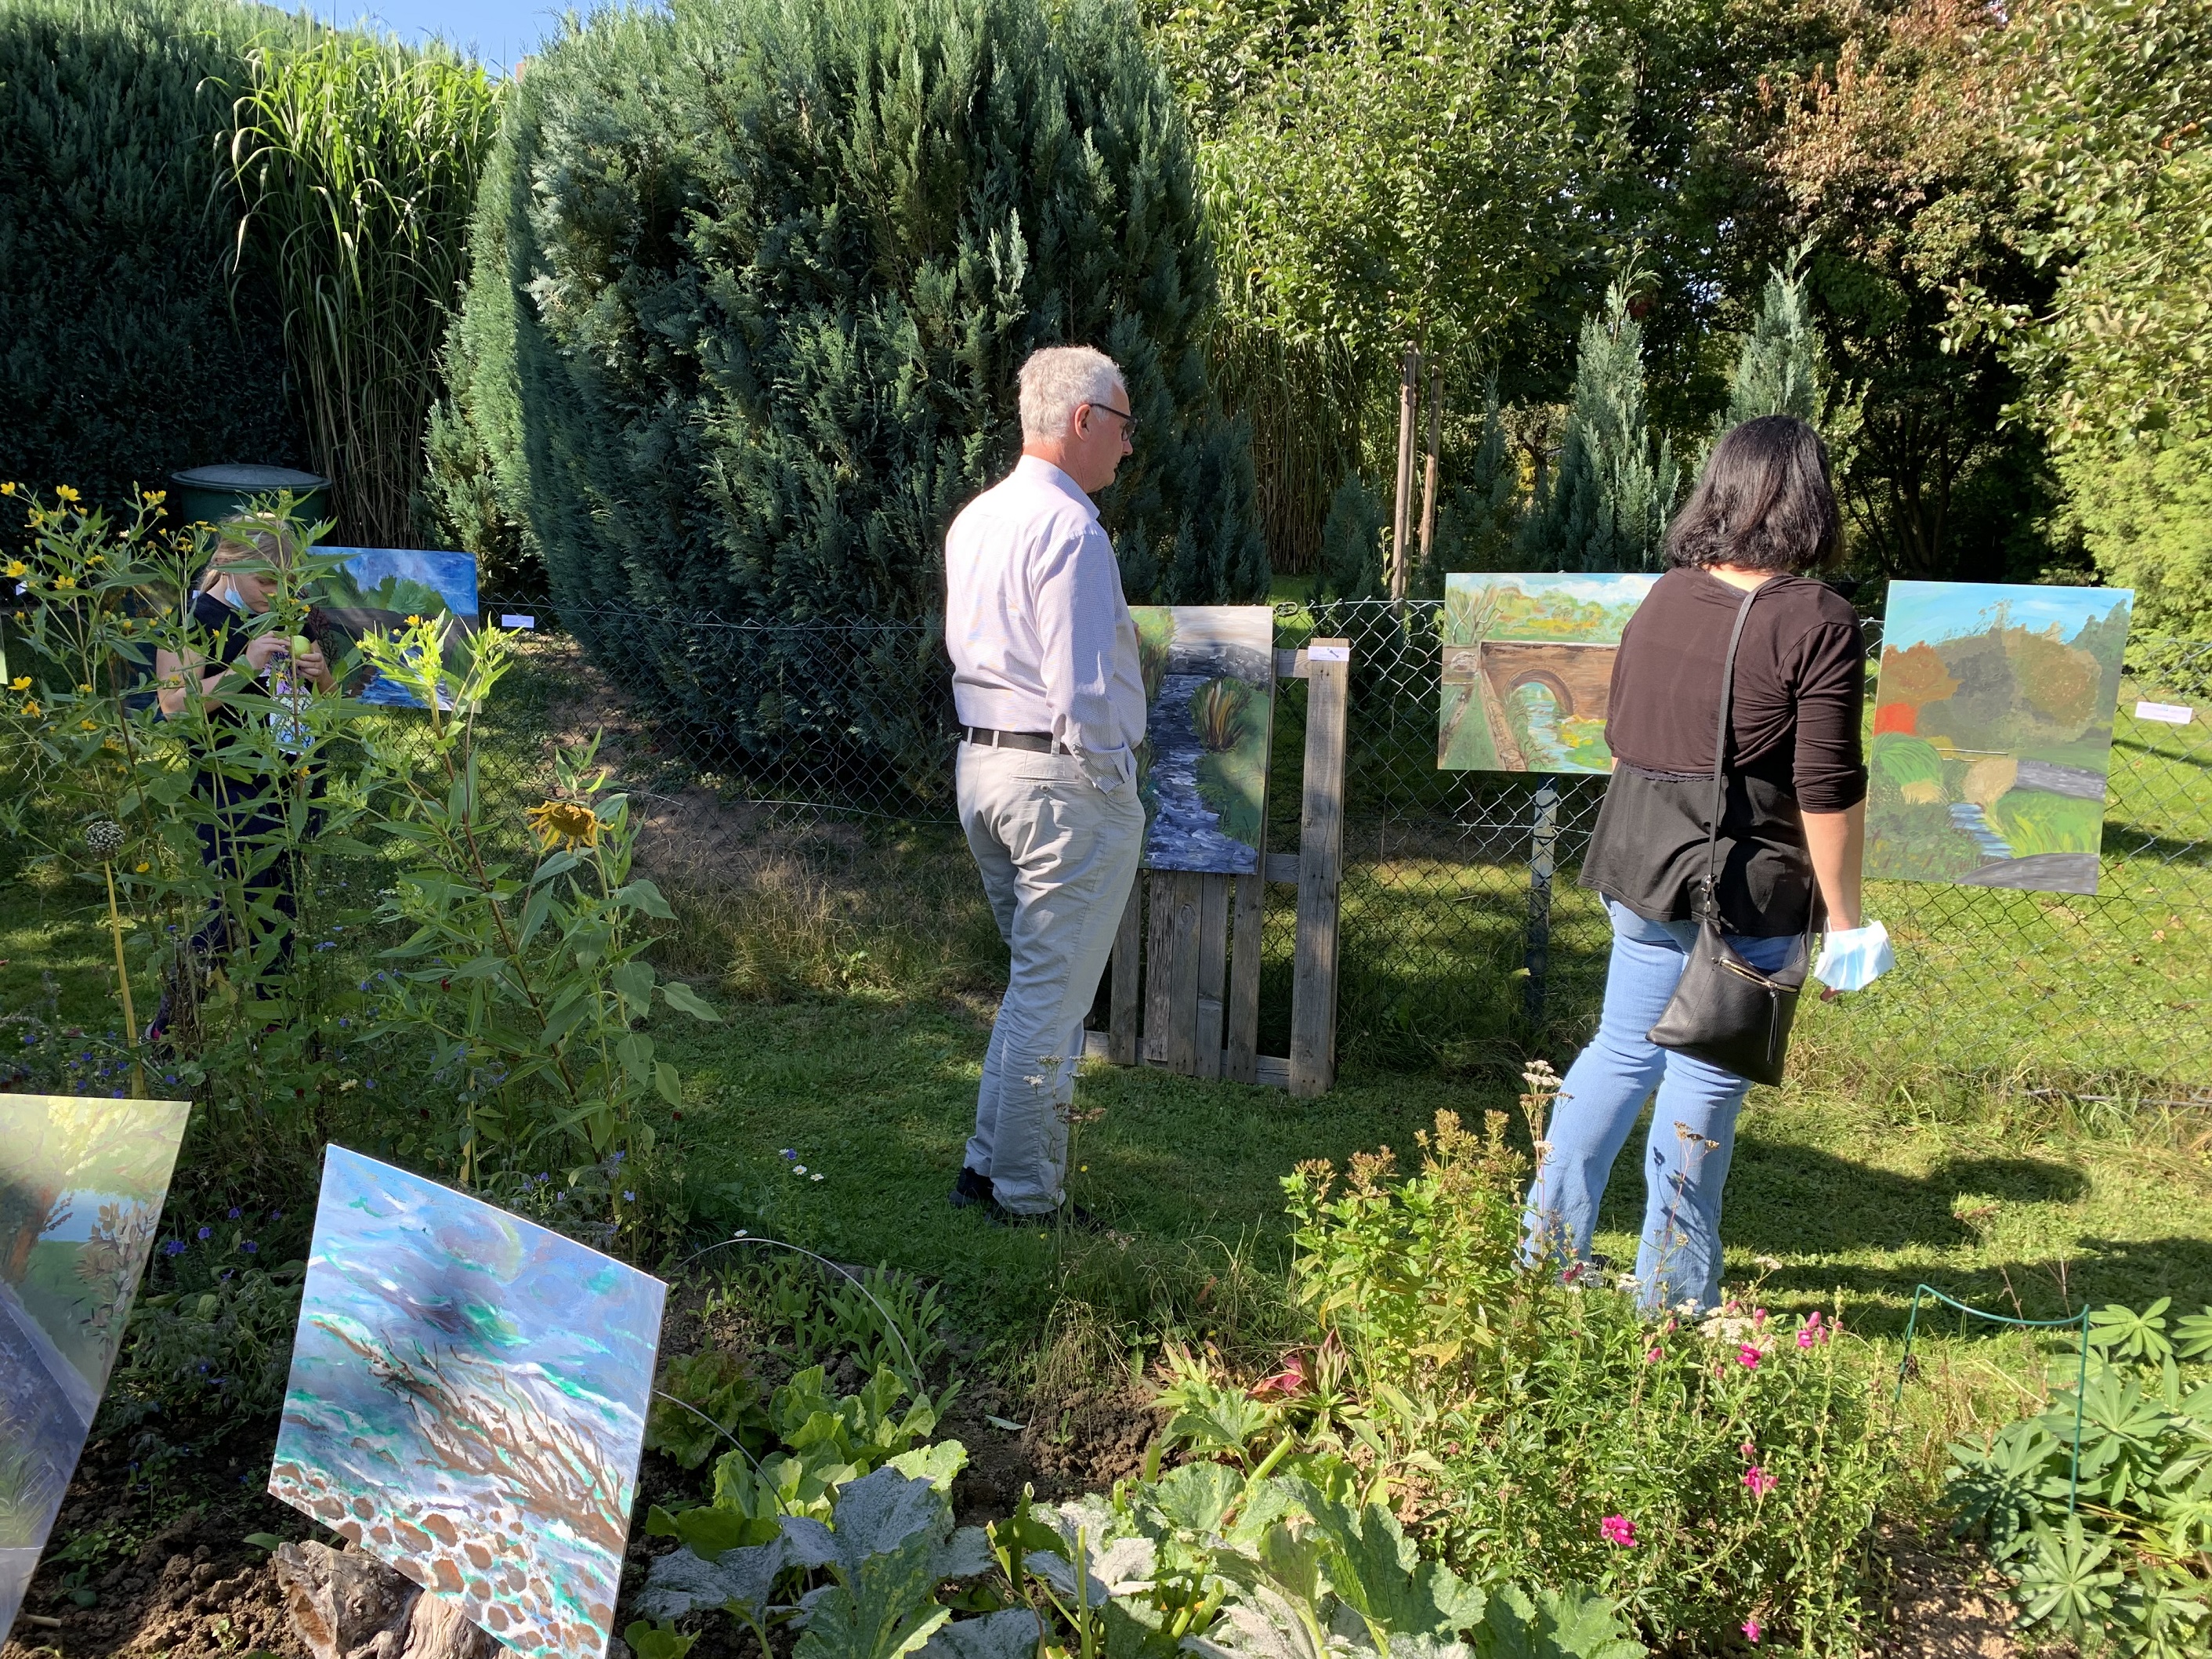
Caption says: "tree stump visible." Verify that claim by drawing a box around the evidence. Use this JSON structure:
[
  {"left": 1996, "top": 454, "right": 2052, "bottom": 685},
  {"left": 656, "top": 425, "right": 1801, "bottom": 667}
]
[{"left": 272, "top": 1541, "right": 502, "bottom": 1659}]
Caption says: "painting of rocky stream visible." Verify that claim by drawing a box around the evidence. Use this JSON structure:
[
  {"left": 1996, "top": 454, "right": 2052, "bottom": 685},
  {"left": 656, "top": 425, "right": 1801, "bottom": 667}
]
[
  {"left": 1129, "top": 606, "right": 1276, "bottom": 875},
  {"left": 268, "top": 1148, "right": 665, "bottom": 1659}
]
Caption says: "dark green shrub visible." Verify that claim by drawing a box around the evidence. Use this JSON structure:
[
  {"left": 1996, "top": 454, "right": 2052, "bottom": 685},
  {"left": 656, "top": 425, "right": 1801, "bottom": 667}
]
[
  {"left": 0, "top": 0, "right": 310, "bottom": 509},
  {"left": 433, "top": 0, "right": 1266, "bottom": 637}
]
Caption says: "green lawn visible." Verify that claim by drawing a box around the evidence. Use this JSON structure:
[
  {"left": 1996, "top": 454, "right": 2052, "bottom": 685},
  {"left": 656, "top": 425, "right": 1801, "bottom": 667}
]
[{"left": 3, "top": 621, "right": 2206, "bottom": 1533}]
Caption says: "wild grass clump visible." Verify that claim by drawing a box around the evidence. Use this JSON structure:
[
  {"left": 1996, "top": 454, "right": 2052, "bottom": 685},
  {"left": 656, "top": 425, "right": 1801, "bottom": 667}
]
[{"left": 227, "top": 30, "right": 501, "bottom": 544}]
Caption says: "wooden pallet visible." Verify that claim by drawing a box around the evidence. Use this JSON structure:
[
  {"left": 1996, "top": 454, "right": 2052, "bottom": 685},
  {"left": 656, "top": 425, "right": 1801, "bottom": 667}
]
[{"left": 1083, "top": 638, "right": 1350, "bottom": 1097}]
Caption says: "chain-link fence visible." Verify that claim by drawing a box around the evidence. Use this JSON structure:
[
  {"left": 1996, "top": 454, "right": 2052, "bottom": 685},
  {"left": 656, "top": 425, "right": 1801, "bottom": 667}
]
[
  {"left": 6, "top": 592, "right": 2203, "bottom": 1105},
  {"left": 541, "top": 597, "right": 2211, "bottom": 1107}
]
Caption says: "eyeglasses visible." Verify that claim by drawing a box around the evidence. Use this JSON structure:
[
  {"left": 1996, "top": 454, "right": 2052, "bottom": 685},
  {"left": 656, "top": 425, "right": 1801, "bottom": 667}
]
[{"left": 1086, "top": 402, "right": 1138, "bottom": 438}]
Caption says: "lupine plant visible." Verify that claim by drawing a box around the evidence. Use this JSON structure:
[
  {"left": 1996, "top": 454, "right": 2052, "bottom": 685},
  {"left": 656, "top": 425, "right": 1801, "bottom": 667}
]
[{"left": 1948, "top": 1299, "right": 2212, "bottom": 1656}]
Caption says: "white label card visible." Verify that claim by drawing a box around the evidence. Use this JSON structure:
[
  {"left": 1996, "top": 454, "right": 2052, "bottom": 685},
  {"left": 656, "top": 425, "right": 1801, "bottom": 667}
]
[
  {"left": 500, "top": 614, "right": 537, "bottom": 630},
  {"left": 1306, "top": 644, "right": 1350, "bottom": 662},
  {"left": 2135, "top": 700, "right": 2194, "bottom": 725}
]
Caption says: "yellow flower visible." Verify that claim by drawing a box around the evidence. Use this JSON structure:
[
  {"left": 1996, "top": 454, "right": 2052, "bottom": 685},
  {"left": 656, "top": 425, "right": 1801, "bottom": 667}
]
[
  {"left": 77, "top": 683, "right": 92, "bottom": 692},
  {"left": 85, "top": 553, "right": 103, "bottom": 565},
  {"left": 405, "top": 614, "right": 423, "bottom": 626},
  {"left": 78, "top": 719, "right": 97, "bottom": 730},
  {"left": 134, "top": 861, "right": 150, "bottom": 873},
  {"left": 143, "top": 489, "right": 167, "bottom": 504},
  {"left": 526, "top": 799, "right": 600, "bottom": 852},
  {"left": 0, "top": 481, "right": 14, "bottom": 495},
  {"left": 20, "top": 701, "right": 39, "bottom": 717},
  {"left": 3, "top": 561, "right": 24, "bottom": 578},
  {"left": 7, "top": 676, "right": 26, "bottom": 692},
  {"left": 53, "top": 574, "right": 76, "bottom": 589},
  {"left": 55, "top": 485, "right": 78, "bottom": 503}
]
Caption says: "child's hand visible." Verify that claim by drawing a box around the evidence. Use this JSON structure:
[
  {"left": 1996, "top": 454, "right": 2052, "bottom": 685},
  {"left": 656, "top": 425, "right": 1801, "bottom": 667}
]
[
  {"left": 291, "top": 643, "right": 331, "bottom": 688},
  {"left": 241, "top": 632, "right": 291, "bottom": 674}
]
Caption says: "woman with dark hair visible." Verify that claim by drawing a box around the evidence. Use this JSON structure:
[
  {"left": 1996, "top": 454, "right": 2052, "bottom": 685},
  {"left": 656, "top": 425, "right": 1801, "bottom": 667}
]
[{"left": 1522, "top": 415, "right": 1877, "bottom": 1314}]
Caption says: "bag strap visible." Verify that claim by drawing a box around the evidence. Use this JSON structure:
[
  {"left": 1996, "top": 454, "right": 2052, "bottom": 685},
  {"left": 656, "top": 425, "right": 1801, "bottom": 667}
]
[{"left": 1698, "top": 584, "right": 1765, "bottom": 922}]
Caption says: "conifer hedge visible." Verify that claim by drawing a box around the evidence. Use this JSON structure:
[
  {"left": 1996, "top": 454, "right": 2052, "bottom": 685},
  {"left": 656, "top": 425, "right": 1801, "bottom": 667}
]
[
  {"left": 0, "top": 0, "right": 310, "bottom": 505},
  {"left": 433, "top": 0, "right": 1266, "bottom": 638}
]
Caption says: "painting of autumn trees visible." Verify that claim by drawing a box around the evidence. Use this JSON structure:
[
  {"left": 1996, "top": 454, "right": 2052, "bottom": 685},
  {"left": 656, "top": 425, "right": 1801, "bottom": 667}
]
[{"left": 1866, "top": 582, "right": 2133, "bottom": 893}]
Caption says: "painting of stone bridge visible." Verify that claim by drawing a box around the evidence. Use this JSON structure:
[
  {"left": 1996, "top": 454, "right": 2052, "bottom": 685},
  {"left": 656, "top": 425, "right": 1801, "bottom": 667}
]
[{"left": 1438, "top": 573, "right": 1656, "bottom": 773}]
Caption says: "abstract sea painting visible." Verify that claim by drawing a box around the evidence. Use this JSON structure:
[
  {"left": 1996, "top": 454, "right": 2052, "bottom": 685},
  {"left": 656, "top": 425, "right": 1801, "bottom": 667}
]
[
  {"left": 1867, "top": 581, "right": 2133, "bottom": 895},
  {"left": 310, "top": 549, "right": 480, "bottom": 710},
  {"left": 1130, "top": 606, "right": 1276, "bottom": 875},
  {"left": 1, "top": 1095, "right": 190, "bottom": 1644},
  {"left": 269, "top": 1149, "right": 664, "bottom": 1659},
  {"left": 1438, "top": 574, "right": 1657, "bottom": 771}
]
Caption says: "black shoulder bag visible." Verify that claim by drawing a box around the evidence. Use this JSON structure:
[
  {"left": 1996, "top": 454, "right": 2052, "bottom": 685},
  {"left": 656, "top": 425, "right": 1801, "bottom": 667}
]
[{"left": 1646, "top": 584, "right": 1816, "bottom": 1088}]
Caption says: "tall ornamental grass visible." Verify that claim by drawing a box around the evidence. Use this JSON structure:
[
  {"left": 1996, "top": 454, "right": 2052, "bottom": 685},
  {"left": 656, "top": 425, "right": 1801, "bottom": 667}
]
[{"left": 227, "top": 33, "right": 501, "bottom": 546}]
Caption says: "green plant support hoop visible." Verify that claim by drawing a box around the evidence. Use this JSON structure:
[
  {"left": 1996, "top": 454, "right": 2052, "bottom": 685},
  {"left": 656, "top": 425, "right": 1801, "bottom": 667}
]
[{"left": 1895, "top": 1282, "right": 2091, "bottom": 1510}]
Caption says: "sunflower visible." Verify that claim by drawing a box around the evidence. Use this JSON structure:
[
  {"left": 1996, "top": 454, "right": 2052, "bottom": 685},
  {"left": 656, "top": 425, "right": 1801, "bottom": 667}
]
[{"left": 526, "top": 799, "right": 600, "bottom": 851}]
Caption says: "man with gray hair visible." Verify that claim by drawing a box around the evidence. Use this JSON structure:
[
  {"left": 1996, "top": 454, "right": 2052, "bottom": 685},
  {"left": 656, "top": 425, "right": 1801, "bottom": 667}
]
[{"left": 943, "top": 345, "right": 1146, "bottom": 1226}]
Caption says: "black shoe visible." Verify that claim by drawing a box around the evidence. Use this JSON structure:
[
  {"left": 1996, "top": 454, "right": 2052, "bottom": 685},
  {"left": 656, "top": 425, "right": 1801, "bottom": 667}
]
[{"left": 948, "top": 1166, "right": 995, "bottom": 1210}]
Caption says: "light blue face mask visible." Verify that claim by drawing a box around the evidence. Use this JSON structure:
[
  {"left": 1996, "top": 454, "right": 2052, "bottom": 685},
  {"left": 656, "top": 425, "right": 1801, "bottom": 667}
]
[{"left": 1812, "top": 921, "right": 1895, "bottom": 992}]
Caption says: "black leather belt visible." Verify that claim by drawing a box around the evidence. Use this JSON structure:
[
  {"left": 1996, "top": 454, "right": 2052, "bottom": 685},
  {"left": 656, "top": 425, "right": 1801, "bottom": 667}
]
[{"left": 961, "top": 725, "right": 1070, "bottom": 754}]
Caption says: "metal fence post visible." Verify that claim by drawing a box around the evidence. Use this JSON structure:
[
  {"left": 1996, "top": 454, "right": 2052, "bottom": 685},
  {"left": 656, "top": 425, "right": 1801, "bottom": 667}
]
[{"left": 1524, "top": 780, "right": 1559, "bottom": 1027}]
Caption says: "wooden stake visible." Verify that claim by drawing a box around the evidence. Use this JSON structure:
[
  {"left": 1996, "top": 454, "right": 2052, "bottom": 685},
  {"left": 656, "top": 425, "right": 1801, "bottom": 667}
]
[
  {"left": 1417, "top": 367, "right": 1443, "bottom": 588},
  {"left": 1389, "top": 346, "right": 1418, "bottom": 600}
]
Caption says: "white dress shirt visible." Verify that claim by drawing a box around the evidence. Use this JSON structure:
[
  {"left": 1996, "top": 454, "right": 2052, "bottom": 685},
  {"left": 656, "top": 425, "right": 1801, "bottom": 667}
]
[{"left": 944, "top": 455, "right": 1146, "bottom": 791}]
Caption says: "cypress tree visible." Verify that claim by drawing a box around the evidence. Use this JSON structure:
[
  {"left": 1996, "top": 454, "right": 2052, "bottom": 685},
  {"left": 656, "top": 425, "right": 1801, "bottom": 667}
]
[
  {"left": 1725, "top": 246, "right": 1827, "bottom": 429},
  {"left": 1522, "top": 278, "right": 1679, "bottom": 571},
  {"left": 0, "top": 0, "right": 310, "bottom": 507},
  {"left": 433, "top": 0, "right": 1266, "bottom": 643},
  {"left": 1314, "top": 471, "right": 1387, "bottom": 603}
]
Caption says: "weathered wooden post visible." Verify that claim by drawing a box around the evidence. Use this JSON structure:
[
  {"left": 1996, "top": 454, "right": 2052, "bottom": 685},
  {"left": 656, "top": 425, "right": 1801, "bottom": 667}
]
[{"left": 1290, "top": 639, "right": 1351, "bottom": 1096}]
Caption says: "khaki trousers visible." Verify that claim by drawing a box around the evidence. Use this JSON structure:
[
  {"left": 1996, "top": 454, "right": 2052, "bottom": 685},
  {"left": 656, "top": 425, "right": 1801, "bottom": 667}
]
[{"left": 958, "top": 744, "right": 1143, "bottom": 1215}]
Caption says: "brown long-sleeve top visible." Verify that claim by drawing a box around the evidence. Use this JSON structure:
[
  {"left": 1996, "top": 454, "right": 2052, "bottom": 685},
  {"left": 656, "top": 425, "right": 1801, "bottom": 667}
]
[{"left": 1580, "top": 568, "right": 1867, "bottom": 936}]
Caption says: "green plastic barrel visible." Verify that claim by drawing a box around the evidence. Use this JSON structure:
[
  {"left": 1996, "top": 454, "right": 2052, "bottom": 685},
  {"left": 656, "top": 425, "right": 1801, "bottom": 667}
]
[{"left": 168, "top": 465, "right": 331, "bottom": 535}]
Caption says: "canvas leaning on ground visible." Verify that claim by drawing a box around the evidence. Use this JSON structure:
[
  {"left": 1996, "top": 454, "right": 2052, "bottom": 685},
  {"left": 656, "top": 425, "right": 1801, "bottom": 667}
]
[
  {"left": 1129, "top": 606, "right": 1276, "bottom": 875},
  {"left": 1867, "top": 581, "right": 2134, "bottom": 896},
  {"left": 310, "top": 548, "right": 480, "bottom": 710},
  {"left": 268, "top": 1148, "right": 665, "bottom": 1659},
  {"left": 0, "top": 1095, "right": 190, "bottom": 1646},
  {"left": 1437, "top": 574, "right": 1658, "bottom": 772}
]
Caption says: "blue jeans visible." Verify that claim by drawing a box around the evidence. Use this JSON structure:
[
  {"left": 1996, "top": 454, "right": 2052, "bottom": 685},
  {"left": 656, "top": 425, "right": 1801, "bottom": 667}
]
[{"left": 1522, "top": 899, "right": 1797, "bottom": 1314}]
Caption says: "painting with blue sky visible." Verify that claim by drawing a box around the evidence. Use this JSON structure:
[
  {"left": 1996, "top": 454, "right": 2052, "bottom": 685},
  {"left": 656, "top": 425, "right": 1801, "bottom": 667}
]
[
  {"left": 269, "top": 1149, "right": 664, "bottom": 1659},
  {"left": 1438, "top": 573, "right": 1658, "bottom": 771},
  {"left": 310, "top": 548, "right": 480, "bottom": 709},
  {"left": 2, "top": 1096, "right": 190, "bottom": 1645},
  {"left": 1868, "top": 581, "right": 2134, "bottom": 894}
]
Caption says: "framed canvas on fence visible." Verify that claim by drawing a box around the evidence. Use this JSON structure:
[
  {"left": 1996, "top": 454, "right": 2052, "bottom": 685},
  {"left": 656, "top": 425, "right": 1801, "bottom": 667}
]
[
  {"left": 1129, "top": 605, "right": 1276, "bottom": 875},
  {"left": 1437, "top": 573, "right": 1657, "bottom": 772},
  {"left": 1867, "top": 581, "right": 2133, "bottom": 896}
]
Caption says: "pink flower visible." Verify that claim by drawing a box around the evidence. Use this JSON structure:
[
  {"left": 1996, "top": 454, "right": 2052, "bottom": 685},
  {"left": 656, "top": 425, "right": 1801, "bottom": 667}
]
[
  {"left": 1645, "top": 1346, "right": 1664, "bottom": 1364},
  {"left": 1737, "top": 1344, "right": 1761, "bottom": 1369},
  {"left": 1743, "top": 1617, "right": 1762, "bottom": 1643},
  {"left": 1797, "top": 1310, "right": 1826, "bottom": 1349},
  {"left": 1743, "top": 1465, "right": 1777, "bottom": 1498},
  {"left": 1752, "top": 1306, "right": 1769, "bottom": 1328},
  {"left": 1599, "top": 1514, "right": 1638, "bottom": 1548},
  {"left": 1797, "top": 1327, "right": 1816, "bottom": 1349},
  {"left": 1740, "top": 1440, "right": 1758, "bottom": 1459}
]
